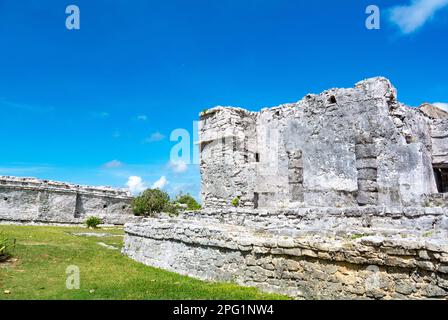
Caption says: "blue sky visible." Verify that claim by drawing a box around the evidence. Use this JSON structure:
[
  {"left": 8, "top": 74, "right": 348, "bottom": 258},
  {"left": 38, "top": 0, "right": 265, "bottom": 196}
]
[{"left": 0, "top": 0, "right": 447, "bottom": 199}]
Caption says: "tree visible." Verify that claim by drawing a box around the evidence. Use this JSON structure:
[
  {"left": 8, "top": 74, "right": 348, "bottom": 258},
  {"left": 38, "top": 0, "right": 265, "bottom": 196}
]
[
  {"left": 175, "top": 193, "right": 202, "bottom": 211},
  {"left": 132, "top": 189, "right": 176, "bottom": 216}
]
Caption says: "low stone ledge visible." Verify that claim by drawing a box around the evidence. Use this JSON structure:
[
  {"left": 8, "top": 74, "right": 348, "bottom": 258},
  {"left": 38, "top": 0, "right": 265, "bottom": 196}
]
[
  {"left": 123, "top": 218, "right": 448, "bottom": 299},
  {"left": 179, "top": 207, "right": 448, "bottom": 235},
  {"left": 1, "top": 214, "right": 142, "bottom": 226},
  {"left": 125, "top": 219, "right": 448, "bottom": 271}
]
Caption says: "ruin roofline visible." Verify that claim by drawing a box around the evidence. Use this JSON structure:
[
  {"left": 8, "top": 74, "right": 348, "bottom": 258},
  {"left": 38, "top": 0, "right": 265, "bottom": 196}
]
[
  {"left": 0, "top": 175, "right": 132, "bottom": 198},
  {"left": 199, "top": 76, "right": 448, "bottom": 118}
]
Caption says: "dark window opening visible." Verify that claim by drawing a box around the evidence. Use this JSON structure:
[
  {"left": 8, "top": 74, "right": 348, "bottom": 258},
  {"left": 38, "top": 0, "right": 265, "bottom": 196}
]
[
  {"left": 3, "top": 197, "right": 8, "bottom": 201},
  {"left": 74, "top": 193, "right": 83, "bottom": 218},
  {"left": 255, "top": 153, "right": 260, "bottom": 163},
  {"left": 434, "top": 167, "right": 448, "bottom": 193},
  {"left": 243, "top": 137, "right": 248, "bottom": 163},
  {"left": 405, "top": 135, "right": 414, "bottom": 144},
  {"left": 253, "top": 192, "right": 259, "bottom": 209},
  {"left": 329, "top": 95, "right": 337, "bottom": 104},
  {"left": 222, "top": 137, "right": 226, "bottom": 156}
]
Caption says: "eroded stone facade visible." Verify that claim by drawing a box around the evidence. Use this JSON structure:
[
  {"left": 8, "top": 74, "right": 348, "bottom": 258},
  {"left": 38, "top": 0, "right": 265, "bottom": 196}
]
[{"left": 199, "top": 77, "right": 447, "bottom": 209}]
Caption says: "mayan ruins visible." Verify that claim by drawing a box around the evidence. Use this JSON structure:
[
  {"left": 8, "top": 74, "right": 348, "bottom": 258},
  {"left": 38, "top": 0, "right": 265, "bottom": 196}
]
[
  {"left": 123, "top": 77, "right": 448, "bottom": 299},
  {"left": 0, "top": 176, "right": 135, "bottom": 225}
]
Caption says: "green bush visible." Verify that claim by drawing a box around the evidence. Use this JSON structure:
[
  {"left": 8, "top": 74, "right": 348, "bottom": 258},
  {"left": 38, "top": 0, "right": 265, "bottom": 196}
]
[
  {"left": 231, "top": 196, "right": 241, "bottom": 207},
  {"left": 0, "top": 232, "right": 16, "bottom": 262},
  {"left": 86, "top": 216, "right": 102, "bottom": 229},
  {"left": 132, "top": 189, "right": 177, "bottom": 217},
  {"left": 175, "top": 193, "right": 202, "bottom": 211},
  {"left": 163, "top": 202, "right": 179, "bottom": 216}
]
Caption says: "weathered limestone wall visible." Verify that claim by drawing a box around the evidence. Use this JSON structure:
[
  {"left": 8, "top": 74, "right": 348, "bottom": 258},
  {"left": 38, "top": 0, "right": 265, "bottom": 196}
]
[
  {"left": 0, "top": 176, "right": 135, "bottom": 225},
  {"left": 199, "top": 78, "right": 444, "bottom": 209},
  {"left": 124, "top": 217, "right": 448, "bottom": 299},
  {"left": 199, "top": 108, "right": 258, "bottom": 208}
]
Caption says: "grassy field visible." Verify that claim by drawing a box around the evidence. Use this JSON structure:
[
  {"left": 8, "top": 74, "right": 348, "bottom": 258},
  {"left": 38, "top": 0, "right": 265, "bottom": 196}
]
[{"left": 0, "top": 225, "right": 287, "bottom": 300}]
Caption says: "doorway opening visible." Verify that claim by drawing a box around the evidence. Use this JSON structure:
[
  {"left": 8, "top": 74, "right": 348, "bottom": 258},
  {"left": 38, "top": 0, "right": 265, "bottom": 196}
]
[
  {"left": 434, "top": 167, "right": 448, "bottom": 193},
  {"left": 253, "top": 192, "right": 259, "bottom": 209}
]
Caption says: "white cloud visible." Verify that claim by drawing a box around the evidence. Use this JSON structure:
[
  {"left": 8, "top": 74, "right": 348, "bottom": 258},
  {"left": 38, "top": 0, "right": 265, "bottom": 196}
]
[
  {"left": 90, "top": 111, "right": 110, "bottom": 119},
  {"left": 102, "top": 160, "right": 124, "bottom": 169},
  {"left": 136, "top": 115, "right": 148, "bottom": 121},
  {"left": 126, "top": 176, "right": 147, "bottom": 195},
  {"left": 152, "top": 176, "right": 168, "bottom": 189},
  {"left": 144, "top": 131, "right": 166, "bottom": 143},
  {"left": 168, "top": 160, "right": 188, "bottom": 173},
  {"left": 433, "top": 102, "right": 448, "bottom": 112},
  {"left": 389, "top": 0, "right": 448, "bottom": 34},
  {"left": 0, "top": 165, "right": 51, "bottom": 176},
  {"left": 0, "top": 98, "right": 54, "bottom": 113}
]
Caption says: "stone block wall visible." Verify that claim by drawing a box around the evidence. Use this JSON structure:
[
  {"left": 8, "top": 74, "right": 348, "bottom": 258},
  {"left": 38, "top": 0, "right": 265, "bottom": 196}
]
[
  {"left": 0, "top": 176, "right": 135, "bottom": 225},
  {"left": 123, "top": 217, "right": 448, "bottom": 299}
]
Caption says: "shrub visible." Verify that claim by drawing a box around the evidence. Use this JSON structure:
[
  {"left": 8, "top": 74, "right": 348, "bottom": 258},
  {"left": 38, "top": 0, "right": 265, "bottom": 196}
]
[
  {"left": 175, "top": 193, "right": 202, "bottom": 211},
  {"left": 86, "top": 216, "right": 102, "bottom": 229},
  {"left": 163, "top": 202, "right": 179, "bottom": 216},
  {"left": 231, "top": 196, "right": 241, "bottom": 207},
  {"left": 132, "top": 189, "right": 177, "bottom": 217},
  {"left": 0, "top": 232, "right": 16, "bottom": 262}
]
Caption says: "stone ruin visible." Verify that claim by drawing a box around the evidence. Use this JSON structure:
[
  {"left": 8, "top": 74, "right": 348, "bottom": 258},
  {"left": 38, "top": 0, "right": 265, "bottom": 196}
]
[
  {"left": 123, "top": 77, "right": 448, "bottom": 299},
  {"left": 0, "top": 176, "right": 135, "bottom": 225},
  {"left": 197, "top": 78, "right": 447, "bottom": 209}
]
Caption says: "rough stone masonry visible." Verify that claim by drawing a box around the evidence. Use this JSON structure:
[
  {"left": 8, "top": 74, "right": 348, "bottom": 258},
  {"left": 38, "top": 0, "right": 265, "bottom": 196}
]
[
  {"left": 0, "top": 176, "right": 135, "bottom": 225},
  {"left": 123, "top": 77, "right": 448, "bottom": 299}
]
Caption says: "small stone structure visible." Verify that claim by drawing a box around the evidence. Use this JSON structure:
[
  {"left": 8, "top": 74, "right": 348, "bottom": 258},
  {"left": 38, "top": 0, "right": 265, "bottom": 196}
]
[
  {"left": 124, "top": 77, "right": 448, "bottom": 299},
  {"left": 0, "top": 176, "right": 135, "bottom": 225}
]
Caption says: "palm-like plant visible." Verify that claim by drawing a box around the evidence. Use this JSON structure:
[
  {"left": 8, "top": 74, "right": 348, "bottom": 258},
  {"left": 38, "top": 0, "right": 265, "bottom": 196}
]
[{"left": 0, "top": 232, "right": 16, "bottom": 262}]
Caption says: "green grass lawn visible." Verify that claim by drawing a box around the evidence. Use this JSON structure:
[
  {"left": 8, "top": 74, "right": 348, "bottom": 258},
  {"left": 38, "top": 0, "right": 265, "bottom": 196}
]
[{"left": 0, "top": 225, "right": 287, "bottom": 300}]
